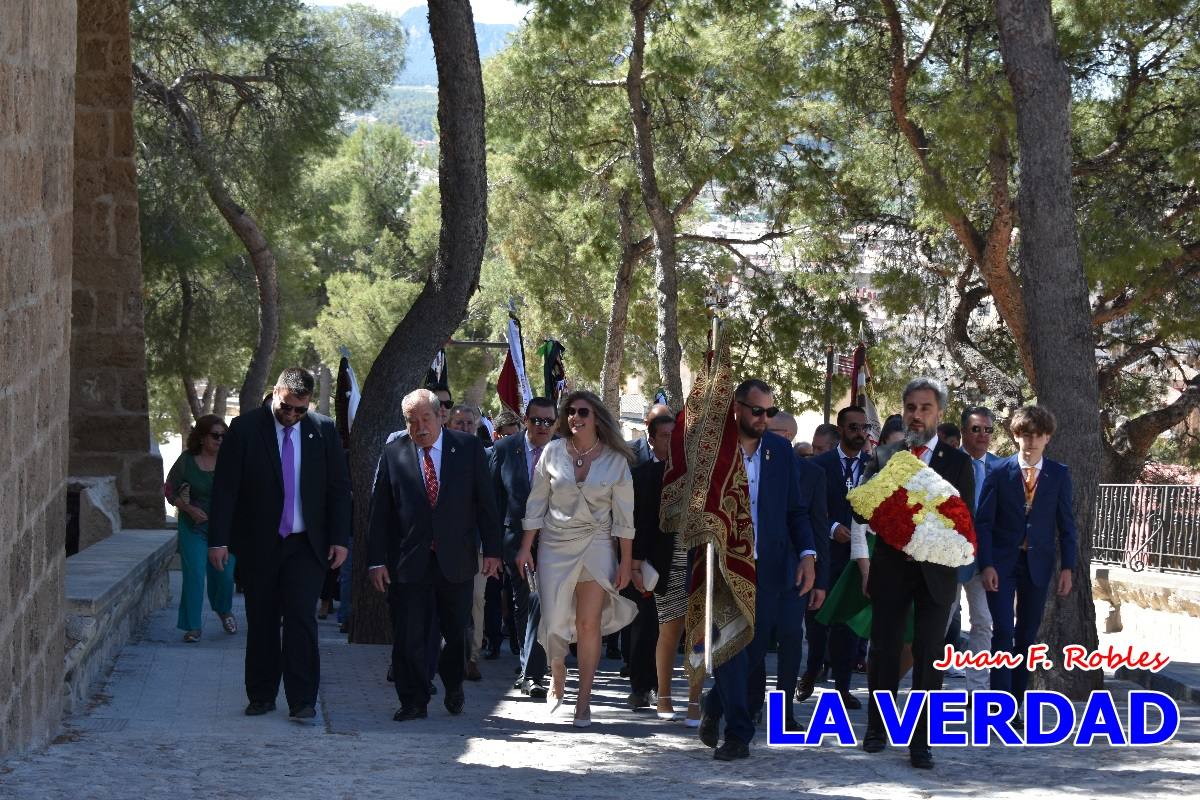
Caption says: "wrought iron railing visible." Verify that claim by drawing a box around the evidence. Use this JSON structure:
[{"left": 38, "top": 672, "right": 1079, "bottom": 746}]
[{"left": 1092, "top": 484, "right": 1200, "bottom": 574}]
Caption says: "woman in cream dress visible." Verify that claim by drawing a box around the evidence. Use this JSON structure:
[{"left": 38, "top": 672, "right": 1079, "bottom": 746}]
[{"left": 516, "top": 390, "right": 638, "bottom": 727}]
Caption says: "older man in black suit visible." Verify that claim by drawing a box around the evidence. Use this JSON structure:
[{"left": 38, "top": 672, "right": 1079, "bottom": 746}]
[
  {"left": 208, "top": 367, "right": 352, "bottom": 720},
  {"left": 368, "top": 388, "right": 502, "bottom": 721},
  {"left": 858, "top": 377, "right": 974, "bottom": 770}
]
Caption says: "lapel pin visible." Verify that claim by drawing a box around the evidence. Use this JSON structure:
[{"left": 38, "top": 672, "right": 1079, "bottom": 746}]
[
  {"left": 450, "top": 447, "right": 456, "bottom": 453},
  {"left": 308, "top": 433, "right": 314, "bottom": 439},
  {"left": 765, "top": 449, "right": 771, "bottom": 461}
]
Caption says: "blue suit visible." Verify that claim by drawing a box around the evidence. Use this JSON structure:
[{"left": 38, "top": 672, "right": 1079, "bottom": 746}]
[
  {"left": 805, "top": 447, "right": 870, "bottom": 691},
  {"left": 956, "top": 451, "right": 1003, "bottom": 583},
  {"left": 489, "top": 432, "right": 549, "bottom": 684},
  {"left": 705, "top": 431, "right": 815, "bottom": 744},
  {"left": 976, "top": 455, "right": 1078, "bottom": 701}
]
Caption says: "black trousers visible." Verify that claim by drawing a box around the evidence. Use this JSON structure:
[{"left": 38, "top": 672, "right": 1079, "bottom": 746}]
[
  {"left": 805, "top": 553, "right": 856, "bottom": 692},
  {"left": 866, "top": 542, "right": 955, "bottom": 748},
  {"left": 622, "top": 586, "right": 659, "bottom": 694},
  {"left": 504, "top": 559, "right": 547, "bottom": 682},
  {"left": 242, "top": 532, "right": 327, "bottom": 709},
  {"left": 389, "top": 552, "right": 472, "bottom": 708}
]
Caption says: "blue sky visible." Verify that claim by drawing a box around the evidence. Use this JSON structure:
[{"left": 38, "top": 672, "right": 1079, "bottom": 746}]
[{"left": 308, "top": 0, "right": 527, "bottom": 25}]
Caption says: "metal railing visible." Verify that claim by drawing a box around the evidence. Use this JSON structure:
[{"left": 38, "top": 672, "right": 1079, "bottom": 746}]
[{"left": 1092, "top": 484, "right": 1200, "bottom": 574}]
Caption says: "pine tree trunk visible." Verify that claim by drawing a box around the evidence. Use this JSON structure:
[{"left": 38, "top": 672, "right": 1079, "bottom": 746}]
[
  {"left": 995, "top": 0, "right": 1103, "bottom": 699},
  {"left": 317, "top": 365, "right": 332, "bottom": 415},
  {"left": 625, "top": 0, "right": 684, "bottom": 406},
  {"left": 348, "top": 0, "right": 489, "bottom": 644},
  {"left": 213, "top": 385, "right": 229, "bottom": 418},
  {"left": 599, "top": 192, "right": 640, "bottom": 414}
]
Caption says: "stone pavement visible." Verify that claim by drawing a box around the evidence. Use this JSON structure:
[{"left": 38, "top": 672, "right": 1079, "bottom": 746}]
[{"left": 2, "top": 573, "right": 1199, "bottom": 800}]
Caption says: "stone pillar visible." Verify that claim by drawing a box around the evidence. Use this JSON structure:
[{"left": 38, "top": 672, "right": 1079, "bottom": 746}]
[
  {"left": 0, "top": 0, "right": 74, "bottom": 757},
  {"left": 71, "top": 0, "right": 162, "bottom": 530}
]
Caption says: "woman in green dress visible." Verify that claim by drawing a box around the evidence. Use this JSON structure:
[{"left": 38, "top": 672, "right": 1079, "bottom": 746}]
[{"left": 165, "top": 414, "right": 237, "bottom": 643}]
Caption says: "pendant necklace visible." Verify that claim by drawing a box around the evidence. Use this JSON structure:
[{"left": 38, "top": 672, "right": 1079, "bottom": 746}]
[{"left": 570, "top": 438, "right": 600, "bottom": 468}]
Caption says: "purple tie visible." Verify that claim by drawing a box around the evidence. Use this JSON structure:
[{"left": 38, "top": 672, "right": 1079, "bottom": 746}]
[
  {"left": 529, "top": 446, "right": 543, "bottom": 482},
  {"left": 279, "top": 426, "right": 295, "bottom": 538}
]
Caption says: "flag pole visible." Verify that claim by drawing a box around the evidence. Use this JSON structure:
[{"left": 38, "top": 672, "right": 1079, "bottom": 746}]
[{"left": 703, "top": 287, "right": 727, "bottom": 673}]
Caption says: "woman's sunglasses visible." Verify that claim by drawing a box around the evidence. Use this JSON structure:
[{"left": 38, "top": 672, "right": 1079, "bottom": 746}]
[
  {"left": 566, "top": 406, "right": 591, "bottom": 419},
  {"left": 208, "top": 431, "right": 225, "bottom": 441},
  {"left": 736, "top": 400, "right": 780, "bottom": 418}
]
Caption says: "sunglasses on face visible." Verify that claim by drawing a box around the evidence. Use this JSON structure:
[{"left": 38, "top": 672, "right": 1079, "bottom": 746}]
[
  {"left": 970, "top": 425, "right": 995, "bottom": 434},
  {"left": 208, "top": 431, "right": 225, "bottom": 441},
  {"left": 527, "top": 417, "right": 556, "bottom": 427},
  {"left": 277, "top": 401, "right": 308, "bottom": 415},
  {"left": 736, "top": 400, "right": 780, "bottom": 418},
  {"left": 439, "top": 400, "right": 454, "bottom": 409},
  {"left": 566, "top": 406, "right": 591, "bottom": 419}
]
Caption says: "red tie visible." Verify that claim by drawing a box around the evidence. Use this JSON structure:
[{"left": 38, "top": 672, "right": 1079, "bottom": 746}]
[
  {"left": 422, "top": 446, "right": 439, "bottom": 508},
  {"left": 912, "top": 445, "right": 929, "bottom": 459}
]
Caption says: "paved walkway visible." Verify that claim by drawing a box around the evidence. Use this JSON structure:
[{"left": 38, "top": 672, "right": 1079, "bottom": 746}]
[{"left": 2, "top": 574, "right": 1199, "bottom": 800}]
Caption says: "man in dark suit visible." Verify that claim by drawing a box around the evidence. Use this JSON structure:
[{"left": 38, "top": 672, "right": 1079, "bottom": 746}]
[
  {"left": 859, "top": 377, "right": 975, "bottom": 770},
  {"left": 628, "top": 402, "right": 673, "bottom": 467},
  {"left": 368, "top": 388, "right": 502, "bottom": 721},
  {"left": 700, "top": 379, "right": 816, "bottom": 762},
  {"left": 489, "top": 396, "right": 557, "bottom": 698},
  {"left": 800, "top": 405, "right": 871, "bottom": 710},
  {"left": 208, "top": 368, "right": 352, "bottom": 719},
  {"left": 977, "top": 405, "right": 1077, "bottom": 706}
]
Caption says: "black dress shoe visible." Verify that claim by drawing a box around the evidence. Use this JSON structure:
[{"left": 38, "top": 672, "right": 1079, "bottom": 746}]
[
  {"left": 840, "top": 690, "right": 862, "bottom": 710},
  {"left": 445, "top": 686, "right": 466, "bottom": 715},
  {"left": 627, "top": 691, "right": 652, "bottom": 710},
  {"left": 244, "top": 701, "right": 276, "bottom": 716},
  {"left": 795, "top": 672, "right": 816, "bottom": 703},
  {"left": 520, "top": 678, "right": 548, "bottom": 699},
  {"left": 393, "top": 705, "right": 428, "bottom": 722},
  {"left": 862, "top": 727, "right": 887, "bottom": 753},
  {"left": 289, "top": 704, "right": 317, "bottom": 719},
  {"left": 699, "top": 713, "right": 720, "bottom": 748},
  {"left": 910, "top": 746, "right": 934, "bottom": 769},
  {"left": 713, "top": 739, "right": 750, "bottom": 761}
]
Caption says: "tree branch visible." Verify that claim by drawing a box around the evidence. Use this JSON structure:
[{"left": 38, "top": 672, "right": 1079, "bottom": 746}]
[{"left": 1092, "top": 240, "right": 1200, "bottom": 325}]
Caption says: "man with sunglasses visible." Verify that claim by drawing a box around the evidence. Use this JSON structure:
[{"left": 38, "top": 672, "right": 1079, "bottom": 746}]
[
  {"left": 949, "top": 406, "right": 1002, "bottom": 693},
  {"left": 489, "top": 397, "right": 558, "bottom": 698},
  {"left": 700, "top": 379, "right": 817, "bottom": 761},
  {"left": 208, "top": 367, "right": 352, "bottom": 721},
  {"left": 800, "top": 405, "right": 872, "bottom": 710}
]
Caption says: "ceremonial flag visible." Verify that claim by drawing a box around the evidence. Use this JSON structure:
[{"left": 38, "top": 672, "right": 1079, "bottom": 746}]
[
  {"left": 537, "top": 339, "right": 567, "bottom": 405},
  {"left": 497, "top": 313, "right": 533, "bottom": 415},
  {"left": 659, "top": 329, "right": 755, "bottom": 689},
  {"left": 849, "top": 342, "right": 882, "bottom": 448},
  {"left": 425, "top": 348, "right": 448, "bottom": 391}
]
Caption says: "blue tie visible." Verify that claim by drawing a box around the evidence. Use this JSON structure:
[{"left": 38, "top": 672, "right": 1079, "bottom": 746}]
[{"left": 973, "top": 458, "right": 986, "bottom": 509}]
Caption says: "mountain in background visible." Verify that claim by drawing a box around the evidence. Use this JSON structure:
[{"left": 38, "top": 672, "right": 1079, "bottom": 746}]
[{"left": 395, "top": 5, "right": 517, "bottom": 86}]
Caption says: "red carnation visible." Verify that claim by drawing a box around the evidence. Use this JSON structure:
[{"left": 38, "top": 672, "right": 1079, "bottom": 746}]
[
  {"left": 869, "top": 487, "right": 918, "bottom": 550},
  {"left": 937, "top": 496, "right": 977, "bottom": 548}
]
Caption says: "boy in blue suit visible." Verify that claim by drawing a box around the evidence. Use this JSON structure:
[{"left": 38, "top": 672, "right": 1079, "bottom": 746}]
[{"left": 977, "top": 405, "right": 1077, "bottom": 705}]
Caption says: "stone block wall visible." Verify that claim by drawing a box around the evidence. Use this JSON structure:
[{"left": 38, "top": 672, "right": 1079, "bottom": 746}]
[
  {"left": 0, "top": 0, "right": 75, "bottom": 758},
  {"left": 70, "top": 0, "right": 162, "bottom": 530}
]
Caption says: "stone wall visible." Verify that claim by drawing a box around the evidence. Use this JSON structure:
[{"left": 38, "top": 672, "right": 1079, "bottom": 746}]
[
  {"left": 0, "top": 0, "right": 75, "bottom": 757},
  {"left": 70, "top": 0, "right": 162, "bottom": 531}
]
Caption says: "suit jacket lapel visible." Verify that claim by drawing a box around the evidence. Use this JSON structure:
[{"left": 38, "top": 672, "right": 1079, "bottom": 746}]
[
  {"left": 299, "top": 415, "right": 319, "bottom": 524},
  {"left": 259, "top": 409, "right": 284, "bottom": 491},
  {"left": 514, "top": 440, "right": 531, "bottom": 501}
]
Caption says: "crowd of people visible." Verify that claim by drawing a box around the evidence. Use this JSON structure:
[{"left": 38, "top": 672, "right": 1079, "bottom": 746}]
[{"left": 170, "top": 366, "right": 1078, "bottom": 769}]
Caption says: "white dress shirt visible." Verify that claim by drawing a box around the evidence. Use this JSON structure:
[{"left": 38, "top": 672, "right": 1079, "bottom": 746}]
[
  {"left": 274, "top": 416, "right": 306, "bottom": 534},
  {"left": 741, "top": 442, "right": 816, "bottom": 562}
]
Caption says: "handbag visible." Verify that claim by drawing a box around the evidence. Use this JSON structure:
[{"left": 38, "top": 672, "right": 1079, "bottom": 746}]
[{"left": 640, "top": 559, "right": 660, "bottom": 592}]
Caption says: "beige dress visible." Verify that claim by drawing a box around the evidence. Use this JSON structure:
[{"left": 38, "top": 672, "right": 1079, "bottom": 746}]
[{"left": 523, "top": 438, "right": 638, "bottom": 663}]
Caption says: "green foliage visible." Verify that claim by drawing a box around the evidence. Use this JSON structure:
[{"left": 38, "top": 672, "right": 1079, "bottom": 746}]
[
  {"left": 368, "top": 86, "right": 438, "bottom": 141},
  {"left": 135, "top": 1, "right": 407, "bottom": 424}
]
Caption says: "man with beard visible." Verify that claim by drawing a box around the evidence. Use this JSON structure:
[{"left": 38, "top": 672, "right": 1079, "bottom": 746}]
[
  {"left": 699, "top": 379, "right": 816, "bottom": 761},
  {"left": 857, "top": 377, "right": 974, "bottom": 770},
  {"left": 798, "top": 405, "right": 872, "bottom": 710}
]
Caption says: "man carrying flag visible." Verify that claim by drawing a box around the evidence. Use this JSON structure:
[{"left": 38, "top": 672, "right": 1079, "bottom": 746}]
[{"left": 661, "top": 333, "right": 816, "bottom": 761}]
